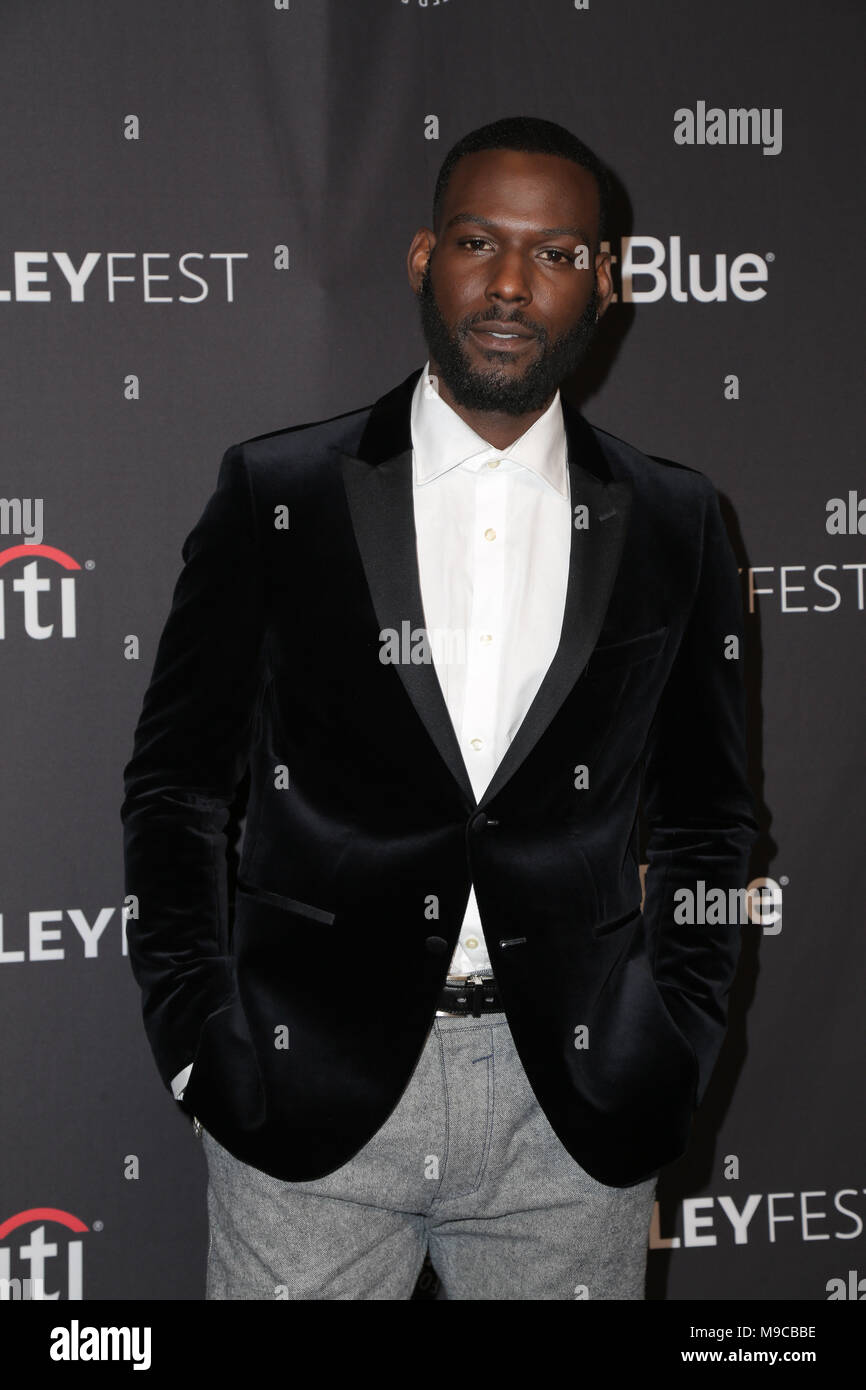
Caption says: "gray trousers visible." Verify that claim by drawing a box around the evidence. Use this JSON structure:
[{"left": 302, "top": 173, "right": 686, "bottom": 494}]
[{"left": 201, "top": 1011, "right": 657, "bottom": 1300}]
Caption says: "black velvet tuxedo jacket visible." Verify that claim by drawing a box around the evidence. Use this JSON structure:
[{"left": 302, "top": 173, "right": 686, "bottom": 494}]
[{"left": 121, "top": 366, "right": 758, "bottom": 1188}]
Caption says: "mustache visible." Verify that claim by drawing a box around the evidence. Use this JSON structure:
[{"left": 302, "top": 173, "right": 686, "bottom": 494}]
[{"left": 418, "top": 263, "right": 596, "bottom": 343}]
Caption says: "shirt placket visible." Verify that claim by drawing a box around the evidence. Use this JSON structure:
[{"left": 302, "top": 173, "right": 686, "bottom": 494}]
[
  {"left": 448, "top": 455, "right": 507, "bottom": 974},
  {"left": 460, "top": 455, "right": 507, "bottom": 798}
]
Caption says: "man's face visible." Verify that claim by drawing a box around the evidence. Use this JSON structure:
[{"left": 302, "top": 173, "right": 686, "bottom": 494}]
[{"left": 409, "top": 148, "right": 613, "bottom": 415}]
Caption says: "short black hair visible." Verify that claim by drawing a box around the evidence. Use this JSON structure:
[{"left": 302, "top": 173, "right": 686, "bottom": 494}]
[{"left": 432, "top": 115, "right": 610, "bottom": 249}]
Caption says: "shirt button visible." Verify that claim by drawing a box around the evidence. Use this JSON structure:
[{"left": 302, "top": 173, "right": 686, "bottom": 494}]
[
  {"left": 484, "top": 527, "right": 497, "bottom": 541},
  {"left": 480, "top": 633, "right": 493, "bottom": 645},
  {"left": 469, "top": 737, "right": 483, "bottom": 751},
  {"left": 465, "top": 937, "right": 479, "bottom": 950},
  {"left": 487, "top": 458, "right": 502, "bottom": 469}
]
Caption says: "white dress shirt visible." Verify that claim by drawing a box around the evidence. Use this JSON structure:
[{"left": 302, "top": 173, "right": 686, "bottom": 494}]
[
  {"left": 172, "top": 360, "right": 571, "bottom": 1097},
  {"left": 411, "top": 361, "right": 572, "bottom": 995}
]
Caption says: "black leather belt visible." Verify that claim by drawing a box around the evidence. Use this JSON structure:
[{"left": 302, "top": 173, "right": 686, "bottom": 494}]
[{"left": 438, "top": 974, "right": 502, "bottom": 1017}]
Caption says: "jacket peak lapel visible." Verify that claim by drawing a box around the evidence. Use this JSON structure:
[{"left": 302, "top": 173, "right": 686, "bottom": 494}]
[
  {"left": 478, "top": 466, "right": 632, "bottom": 807},
  {"left": 340, "top": 446, "right": 477, "bottom": 808},
  {"left": 338, "top": 369, "right": 632, "bottom": 813}
]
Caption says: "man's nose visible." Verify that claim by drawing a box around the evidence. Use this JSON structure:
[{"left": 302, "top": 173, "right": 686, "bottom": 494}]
[{"left": 485, "top": 251, "right": 532, "bottom": 303}]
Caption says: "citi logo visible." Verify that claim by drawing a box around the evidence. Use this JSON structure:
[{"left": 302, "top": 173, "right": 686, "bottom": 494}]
[
  {"left": 826, "top": 492, "right": 866, "bottom": 535},
  {"left": 674, "top": 102, "right": 782, "bottom": 156},
  {"left": 673, "top": 876, "right": 784, "bottom": 934},
  {"left": 826, "top": 1270, "right": 866, "bottom": 1300},
  {"left": 0, "top": 1207, "right": 88, "bottom": 1300},
  {"left": 0, "top": 544, "right": 84, "bottom": 639},
  {"left": 602, "top": 237, "right": 770, "bottom": 304}
]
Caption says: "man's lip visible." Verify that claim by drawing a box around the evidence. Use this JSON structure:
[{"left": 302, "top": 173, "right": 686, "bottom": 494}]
[{"left": 471, "top": 323, "right": 536, "bottom": 339}]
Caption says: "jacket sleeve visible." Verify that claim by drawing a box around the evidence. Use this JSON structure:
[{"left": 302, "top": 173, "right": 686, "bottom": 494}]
[
  {"left": 121, "top": 445, "right": 269, "bottom": 1093},
  {"left": 640, "top": 478, "right": 758, "bottom": 1105}
]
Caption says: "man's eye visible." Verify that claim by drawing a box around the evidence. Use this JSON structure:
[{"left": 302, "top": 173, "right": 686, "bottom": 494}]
[{"left": 457, "top": 240, "right": 573, "bottom": 263}]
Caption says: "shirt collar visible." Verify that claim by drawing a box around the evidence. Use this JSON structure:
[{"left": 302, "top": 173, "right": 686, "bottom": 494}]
[{"left": 411, "top": 359, "right": 569, "bottom": 498}]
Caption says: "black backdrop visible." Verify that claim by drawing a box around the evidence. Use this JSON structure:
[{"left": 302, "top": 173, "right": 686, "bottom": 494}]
[{"left": 1, "top": 0, "right": 863, "bottom": 1302}]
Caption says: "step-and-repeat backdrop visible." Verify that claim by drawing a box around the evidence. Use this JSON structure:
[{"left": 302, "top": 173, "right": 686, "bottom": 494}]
[{"left": 1, "top": 0, "right": 863, "bottom": 1302}]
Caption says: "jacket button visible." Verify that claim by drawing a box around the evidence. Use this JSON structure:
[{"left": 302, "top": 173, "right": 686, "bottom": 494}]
[
  {"left": 425, "top": 936, "right": 448, "bottom": 955},
  {"left": 469, "top": 812, "right": 488, "bottom": 833}
]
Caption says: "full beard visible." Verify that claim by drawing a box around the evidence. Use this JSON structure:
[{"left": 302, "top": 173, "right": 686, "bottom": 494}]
[{"left": 415, "top": 258, "right": 599, "bottom": 416}]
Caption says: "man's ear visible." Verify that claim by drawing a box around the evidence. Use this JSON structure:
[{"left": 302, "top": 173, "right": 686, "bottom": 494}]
[
  {"left": 594, "top": 248, "right": 615, "bottom": 319},
  {"left": 407, "top": 229, "right": 435, "bottom": 292}
]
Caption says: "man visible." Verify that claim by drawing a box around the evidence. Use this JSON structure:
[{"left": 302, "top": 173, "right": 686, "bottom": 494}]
[{"left": 121, "top": 115, "right": 757, "bottom": 1300}]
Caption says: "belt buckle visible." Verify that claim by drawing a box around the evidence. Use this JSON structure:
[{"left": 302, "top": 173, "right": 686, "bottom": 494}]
[{"left": 467, "top": 972, "right": 487, "bottom": 1018}]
